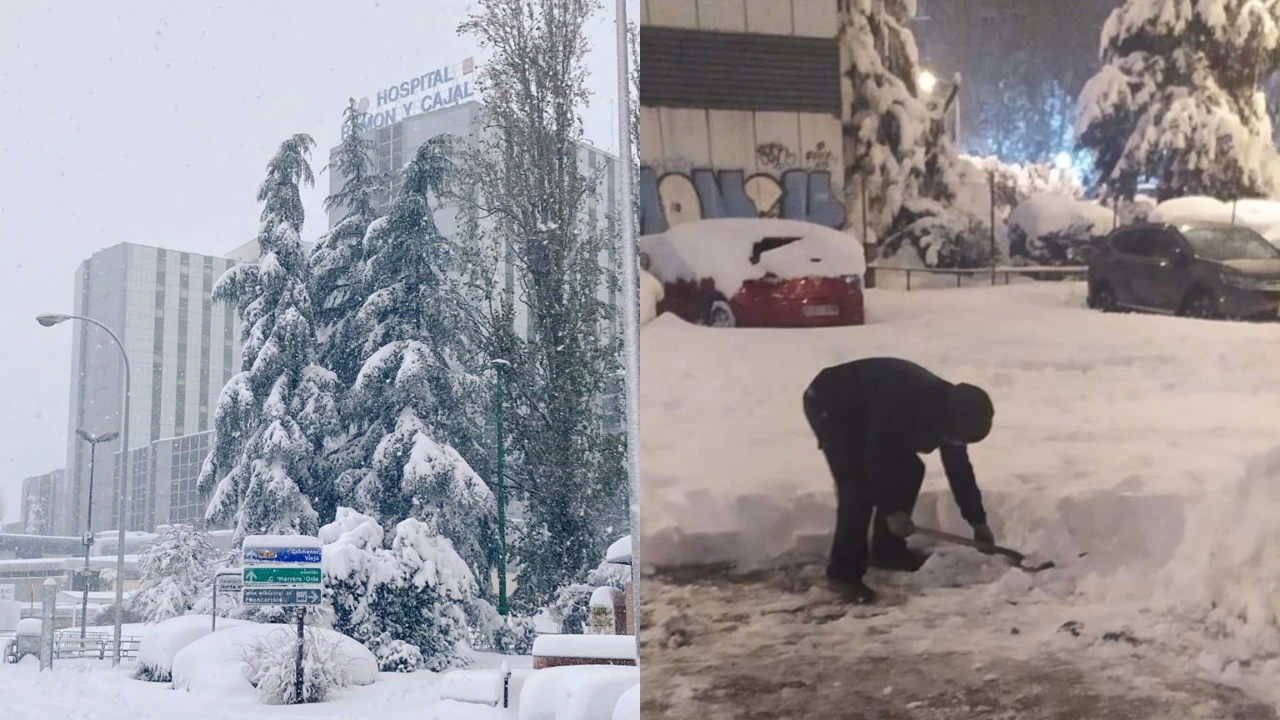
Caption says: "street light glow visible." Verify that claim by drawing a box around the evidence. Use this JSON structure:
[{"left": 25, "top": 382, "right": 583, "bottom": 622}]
[
  {"left": 1054, "top": 151, "right": 1074, "bottom": 170},
  {"left": 918, "top": 69, "right": 939, "bottom": 95}
]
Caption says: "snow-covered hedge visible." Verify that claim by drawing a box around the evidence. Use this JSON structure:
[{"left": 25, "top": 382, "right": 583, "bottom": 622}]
[
  {"left": 134, "top": 614, "right": 249, "bottom": 682},
  {"left": 1007, "top": 193, "right": 1115, "bottom": 266}
]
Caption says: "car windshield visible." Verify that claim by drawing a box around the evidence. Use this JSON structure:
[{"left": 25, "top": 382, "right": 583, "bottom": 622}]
[{"left": 1183, "top": 226, "right": 1280, "bottom": 261}]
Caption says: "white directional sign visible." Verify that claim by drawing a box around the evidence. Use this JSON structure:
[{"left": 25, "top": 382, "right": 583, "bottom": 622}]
[{"left": 240, "top": 535, "right": 324, "bottom": 608}]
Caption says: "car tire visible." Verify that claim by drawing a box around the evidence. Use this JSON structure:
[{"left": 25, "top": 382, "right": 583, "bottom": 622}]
[
  {"left": 1180, "top": 290, "right": 1220, "bottom": 320},
  {"left": 1092, "top": 283, "right": 1117, "bottom": 313},
  {"left": 705, "top": 299, "right": 736, "bottom": 328}
]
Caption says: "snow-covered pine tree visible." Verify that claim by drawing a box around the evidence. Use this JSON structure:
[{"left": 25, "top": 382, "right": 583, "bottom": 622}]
[
  {"left": 1076, "top": 0, "right": 1280, "bottom": 201},
  {"left": 312, "top": 100, "right": 388, "bottom": 389},
  {"left": 457, "top": 0, "right": 628, "bottom": 611},
  {"left": 337, "top": 137, "right": 498, "bottom": 585},
  {"left": 199, "top": 134, "right": 340, "bottom": 541},
  {"left": 839, "top": 0, "right": 991, "bottom": 268},
  {"left": 127, "top": 524, "right": 219, "bottom": 623}
]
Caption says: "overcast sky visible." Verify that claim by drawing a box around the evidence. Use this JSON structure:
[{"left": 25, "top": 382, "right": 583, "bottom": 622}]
[{"left": 0, "top": 0, "right": 635, "bottom": 524}]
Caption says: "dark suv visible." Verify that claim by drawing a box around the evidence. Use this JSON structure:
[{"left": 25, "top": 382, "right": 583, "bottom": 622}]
[{"left": 1087, "top": 221, "right": 1280, "bottom": 320}]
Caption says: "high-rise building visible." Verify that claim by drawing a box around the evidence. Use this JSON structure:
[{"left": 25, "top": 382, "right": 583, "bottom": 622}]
[
  {"left": 63, "top": 244, "right": 243, "bottom": 536},
  {"left": 21, "top": 470, "right": 67, "bottom": 536}
]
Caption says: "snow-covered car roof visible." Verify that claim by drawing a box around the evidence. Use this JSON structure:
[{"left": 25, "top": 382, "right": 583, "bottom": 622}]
[
  {"left": 639, "top": 219, "right": 866, "bottom": 292},
  {"left": 1149, "top": 196, "right": 1280, "bottom": 245}
]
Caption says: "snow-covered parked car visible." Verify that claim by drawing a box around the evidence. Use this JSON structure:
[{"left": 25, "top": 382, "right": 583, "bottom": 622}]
[
  {"left": 1149, "top": 196, "right": 1280, "bottom": 246},
  {"left": 1007, "top": 193, "right": 1116, "bottom": 267},
  {"left": 639, "top": 219, "right": 866, "bottom": 328}
]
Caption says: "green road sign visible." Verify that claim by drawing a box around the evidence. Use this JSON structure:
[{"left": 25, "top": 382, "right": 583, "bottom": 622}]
[
  {"left": 243, "top": 567, "right": 321, "bottom": 585},
  {"left": 242, "top": 586, "right": 322, "bottom": 606}
]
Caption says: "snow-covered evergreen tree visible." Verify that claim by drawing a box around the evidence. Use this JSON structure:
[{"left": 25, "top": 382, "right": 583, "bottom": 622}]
[
  {"left": 319, "top": 508, "right": 481, "bottom": 672},
  {"left": 199, "top": 134, "right": 340, "bottom": 541},
  {"left": 312, "top": 100, "right": 388, "bottom": 389},
  {"left": 839, "top": 0, "right": 991, "bottom": 269},
  {"left": 332, "top": 137, "right": 497, "bottom": 585},
  {"left": 127, "top": 525, "right": 219, "bottom": 623},
  {"left": 457, "top": 0, "right": 628, "bottom": 612},
  {"left": 1076, "top": 0, "right": 1280, "bottom": 201}
]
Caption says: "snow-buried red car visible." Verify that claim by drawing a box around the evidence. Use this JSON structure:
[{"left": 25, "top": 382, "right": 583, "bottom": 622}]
[{"left": 639, "top": 219, "right": 867, "bottom": 329}]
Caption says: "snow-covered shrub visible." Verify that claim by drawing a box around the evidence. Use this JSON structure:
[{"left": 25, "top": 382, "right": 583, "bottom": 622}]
[
  {"left": 1007, "top": 194, "right": 1115, "bottom": 267},
  {"left": 128, "top": 524, "right": 219, "bottom": 624},
  {"left": 92, "top": 603, "right": 143, "bottom": 626},
  {"left": 134, "top": 615, "right": 250, "bottom": 682},
  {"left": 468, "top": 597, "right": 539, "bottom": 654},
  {"left": 371, "top": 638, "right": 424, "bottom": 673},
  {"left": 320, "top": 507, "right": 486, "bottom": 672},
  {"left": 549, "top": 557, "right": 630, "bottom": 635},
  {"left": 240, "top": 626, "right": 350, "bottom": 705}
]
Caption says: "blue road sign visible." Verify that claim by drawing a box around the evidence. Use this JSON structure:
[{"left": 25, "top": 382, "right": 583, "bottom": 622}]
[
  {"left": 242, "top": 586, "right": 323, "bottom": 606},
  {"left": 242, "top": 547, "right": 322, "bottom": 564}
]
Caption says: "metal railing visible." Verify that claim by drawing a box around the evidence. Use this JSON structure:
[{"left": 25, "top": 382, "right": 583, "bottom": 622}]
[
  {"left": 1, "top": 630, "right": 141, "bottom": 662},
  {"left": 870, "top": 265, "right": 1088, "bottom": 290}
]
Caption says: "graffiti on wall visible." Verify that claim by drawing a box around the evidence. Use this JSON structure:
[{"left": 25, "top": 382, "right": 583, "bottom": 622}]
[{"left": 639, "top": 164, "right": 847, "bottom": 235}]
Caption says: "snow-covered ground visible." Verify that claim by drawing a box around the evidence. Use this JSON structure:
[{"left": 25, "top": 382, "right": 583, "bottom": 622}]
[
  {"left": 640, "top": 282, "right": 1280, "bottom": 709},
  {"left": 0, "top": 648, "right": 532, "bottom": 720}
]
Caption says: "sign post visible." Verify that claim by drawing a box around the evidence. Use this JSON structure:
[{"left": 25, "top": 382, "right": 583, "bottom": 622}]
[
  {"left": 39, "top": 578, "right": 56, "bottom": 671},
  {"left": 211, "top": 568, "right": 244, "bottom": 632},
  {"left": 241, "top": 536, "right": 324, "bottom": 705}
]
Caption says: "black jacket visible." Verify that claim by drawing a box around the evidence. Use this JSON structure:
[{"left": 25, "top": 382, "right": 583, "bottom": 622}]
[{"left": 804, "top": 357, "right": 987, "bottom": 526}]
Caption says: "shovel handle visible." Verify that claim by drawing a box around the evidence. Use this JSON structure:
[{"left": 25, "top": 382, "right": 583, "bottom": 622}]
[{"left": 910, "top": 525, "right": 1025, "bottom": 563}]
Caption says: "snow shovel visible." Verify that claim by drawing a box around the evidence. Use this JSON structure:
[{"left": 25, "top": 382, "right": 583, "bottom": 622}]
[{"left": 912, "top": 525, "right": 1056, "bottom": 573}]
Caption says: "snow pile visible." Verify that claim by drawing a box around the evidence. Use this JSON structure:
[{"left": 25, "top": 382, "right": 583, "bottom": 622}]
[
  {"left": 612, "top": 683, "right": 640, "bottom": 720},
  {"left": 439, "top": 668, "right": 503, "bottom": 705},
  {"left": 15, "top": 618, "right": 40, "bottom": 636},
  {"left": 1149, "top": 196, "right": 1280, "bottom": 244},
  {"left": 171, "top": 622, "right": 376, "bottom": 699},
  {"left": 134, "top": 614, "right": 249, "bottom": 682},
  {"left": 640, "top": 219, "right": 865, "bottom": 294},
  {"left": 640, "top": 269, "right": 662, "bottom": 327},
  {"left": 605, "top": 535, "right": 631, "bottom": 564},
  {"left": 517, "top": 666, "right": 639, "bottom": 720},
  {"left": 1008, "top": 194, "right": 1114, "bottom": 242},
  {"left": 531, "top": 634, "right": 636, "bottom": 661}
]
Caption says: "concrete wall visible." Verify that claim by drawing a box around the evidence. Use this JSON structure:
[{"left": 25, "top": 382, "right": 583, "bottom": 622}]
[{"left": 639, "top": 0, "right": 846, "bottom": 234}]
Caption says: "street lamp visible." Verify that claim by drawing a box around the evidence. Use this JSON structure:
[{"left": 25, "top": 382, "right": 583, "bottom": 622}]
[
  {"left": 74, "top": 428, "right": 118, "bottom": 639},
  {"left": 917, "top": 69, "right": 939, "bottom": 95},
  {"left": 38, "top": 313, "right": 132, "bottom": 666}
]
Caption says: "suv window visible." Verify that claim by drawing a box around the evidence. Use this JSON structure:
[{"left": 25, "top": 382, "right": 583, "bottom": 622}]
[
  {"left": 1147, "top": 232, "right": 1183, "bottom": 259},
  {"left": 1110, "top": 230, "right": 1151, "bottom": 257}
]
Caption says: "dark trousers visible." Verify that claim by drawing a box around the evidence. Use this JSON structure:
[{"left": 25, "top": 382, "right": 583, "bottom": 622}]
[{"left": 804, "top": 388, "right": 926, "bottom": 581}]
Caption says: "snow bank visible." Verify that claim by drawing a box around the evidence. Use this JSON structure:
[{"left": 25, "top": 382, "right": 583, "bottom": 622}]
[
  {"left": 640, "top": 219, "right": 865, "bottom": 294},
  {"left": 135, "top": 614, "right": 249, "bottom": 682},
  {"left": 171, "top": 622, "right": 376, "bottom": 698},
  {"left": 1007, "top": 193, "right": 1115, "bottom": 240},
  {"left": 531, "top": 634, "right": 636, "bottom": 661},
  {"left": 15, "top": 618, "right": 40, "bottom": 636},
  {"left": 605, "top": 536, "right": 631, "bottom": 564},
  {"left": 640, "top": 281, "right": 1280, "bottom": 652},
  {"left": 640, "top": 270, "right": 663, "bottom": 327},
  {"left": 517, "top": 666, "right": 639, "bottom": 720},
  {"left": 612, "top": 683, "right": 640, "bottom": 720}
]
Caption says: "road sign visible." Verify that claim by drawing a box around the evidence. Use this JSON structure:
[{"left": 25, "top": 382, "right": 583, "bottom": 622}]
[
  {"left": 217, "top": 575, "right": 244, "bottom": 593},
  {"left": 242, "top": 547, "right": 322, "bottom": 564},
  {"left": 242, "top": 586, "right": 323, "bottom": 606},
  {"left": 243, "top": 567, "right": 321, "bottom": 585}
]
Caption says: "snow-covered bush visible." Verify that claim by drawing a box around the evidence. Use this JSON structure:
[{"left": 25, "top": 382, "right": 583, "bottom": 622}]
[
  {"left": 134, "top": 614, "right": 249, "bottom": 682},
  {"left": 128, "top": 524, "right": 219, "bottom": 624},
  {"left": 320, "top": 507, "right": 486, "bottom": 672},
  {"left": 241, "top": 626, "right": 350, "bottom": 705},
  {"left": 92, "top": 603, "right": 142, "bottom": 626},
  {"left": 1007, "top": 194, "right": 1116, "bottom": 267},
  {"left": 468, "top": 596, "right": 539, "bottom": 654},
  {"left": 549, "top": 557, "right": 630, "bottom": 635}
]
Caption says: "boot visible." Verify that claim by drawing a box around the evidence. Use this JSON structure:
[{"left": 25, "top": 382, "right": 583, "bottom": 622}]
[
  {"left": 869, "top": 545, "right": 928, "bottom": 572},
  {"left": 826, "top": 568, "right": 878, "bottom": 605}
]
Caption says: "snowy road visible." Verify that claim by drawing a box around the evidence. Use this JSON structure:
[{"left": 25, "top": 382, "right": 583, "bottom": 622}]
[{"left": 640, "top": 281, "right": 1280, "bottom": 713}]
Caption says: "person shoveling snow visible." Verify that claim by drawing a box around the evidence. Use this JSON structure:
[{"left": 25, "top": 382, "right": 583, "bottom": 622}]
[{"left": 803, "top": 357, "right": 997, "bottom": 604}]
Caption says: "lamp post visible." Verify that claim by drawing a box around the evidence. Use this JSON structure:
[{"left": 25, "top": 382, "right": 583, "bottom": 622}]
[
  {"left": 38, "top": 313, "right": 131, "bottom": 666},
  {"left": 492, "top": 358, "right": 509, "bottom": 616},
  {"left": 615, "top": 0, "right": 642, "bottom": 646},
  {"left": 73, "top": 428, "right": 118, "bottom": 639}
]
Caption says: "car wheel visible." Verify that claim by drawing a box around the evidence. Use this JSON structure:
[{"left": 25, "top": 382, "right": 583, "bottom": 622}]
[
  {"left": 705, "top": 299, "right": 736, "bottom": 328},
  {"left": 1181, "top": 290, "right": 1220, "bottom": 320},
  {"left": 1092, "top": 283, "right": 1117, "bottom": 313}
]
